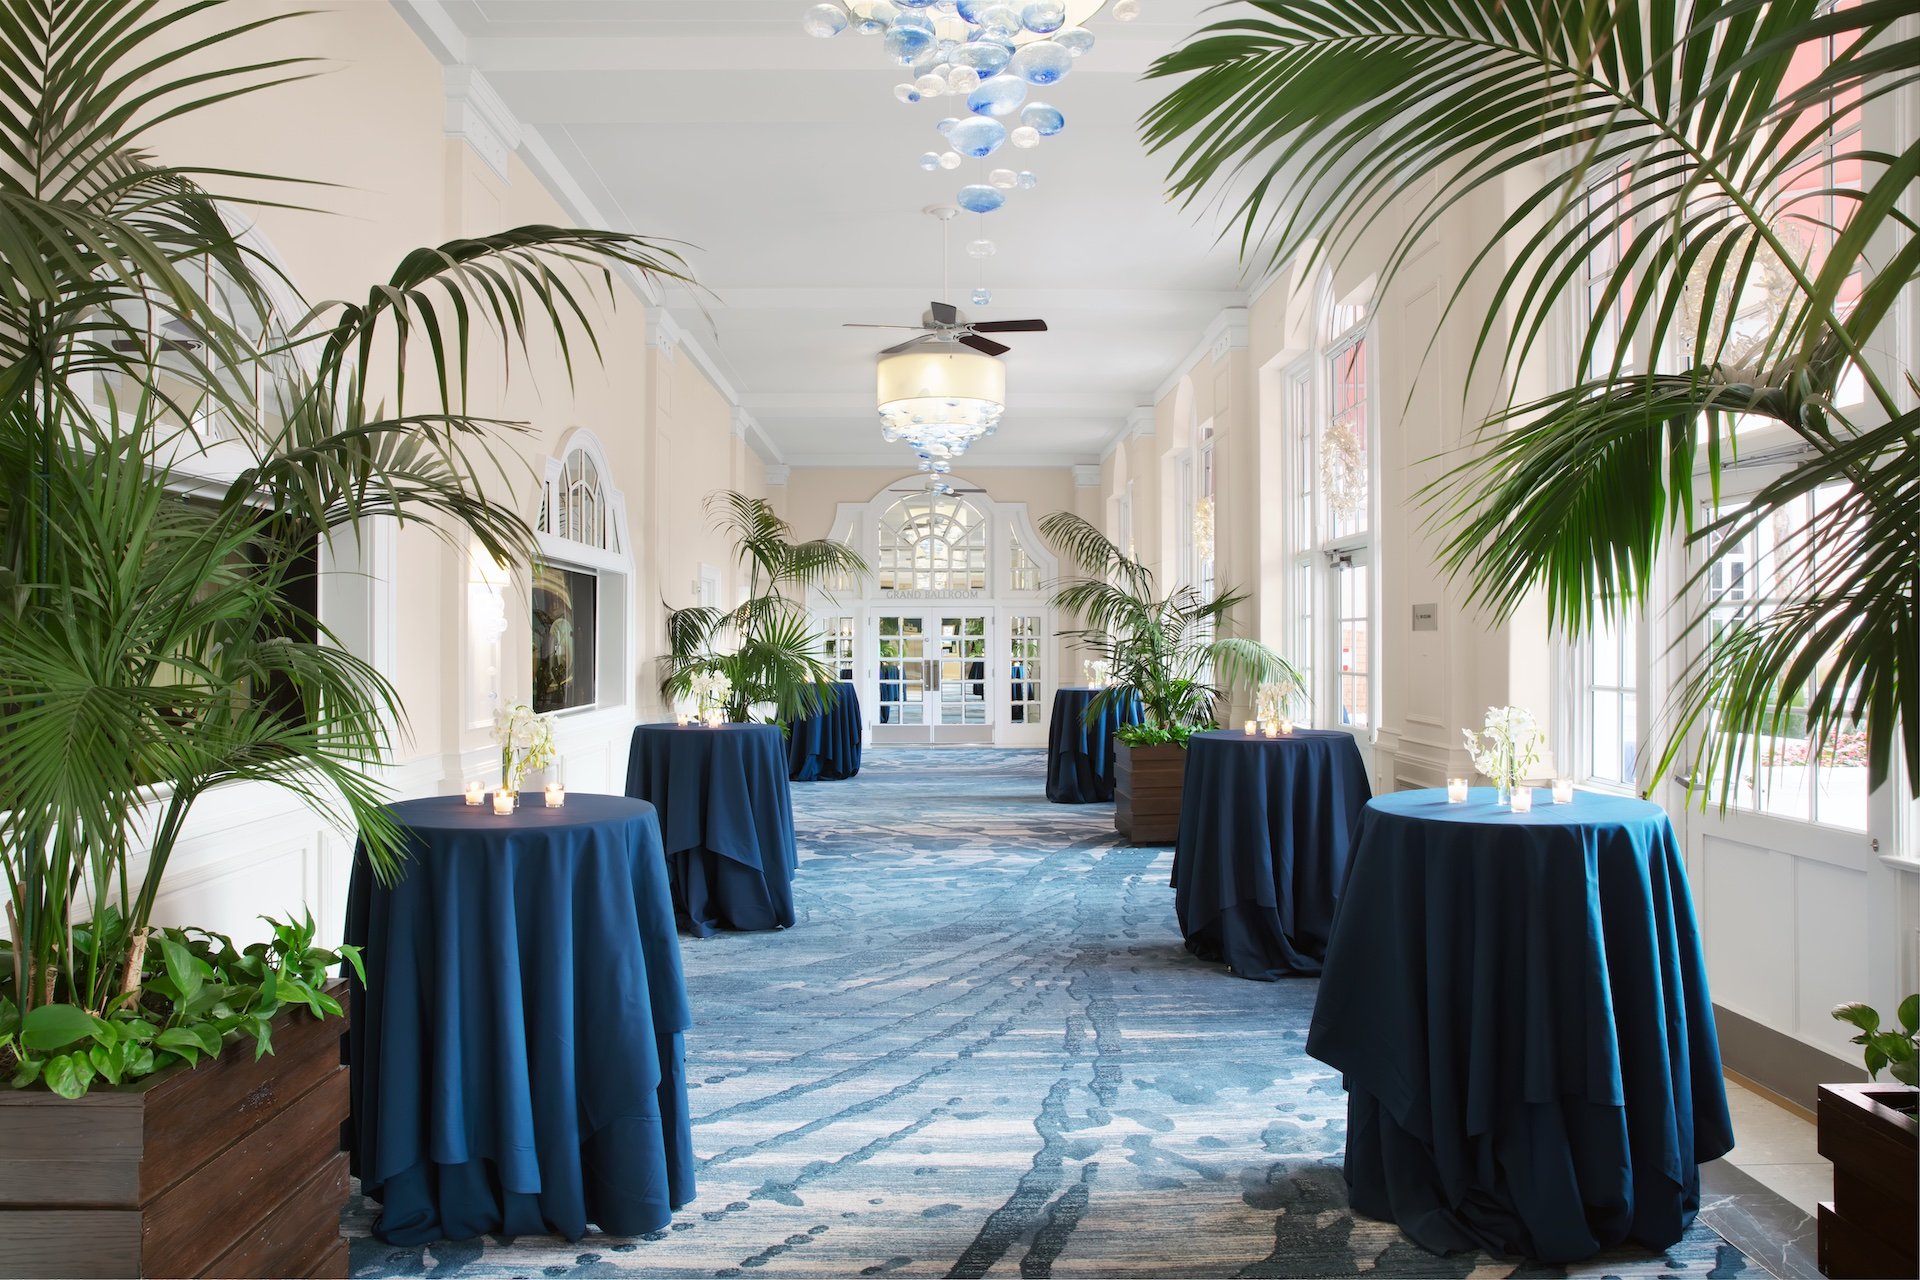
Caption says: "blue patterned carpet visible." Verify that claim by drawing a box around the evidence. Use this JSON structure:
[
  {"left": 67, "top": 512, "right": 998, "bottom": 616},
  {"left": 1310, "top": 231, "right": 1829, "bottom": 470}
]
[{"left": 348, "top": 747, "right": 1753, "bottom": 1279}]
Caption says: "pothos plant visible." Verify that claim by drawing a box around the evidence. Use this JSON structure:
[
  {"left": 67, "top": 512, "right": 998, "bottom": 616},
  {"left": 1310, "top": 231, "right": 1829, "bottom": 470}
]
[
  {"left": 1040, "top": 512, "right": 1301, "bottom": 746},
  {"left": 0, "top": 0, "right": 689, "bottom": 1097},
  {"left": 1832, "top": 996, "right": 1920, "bottom": 1088}
]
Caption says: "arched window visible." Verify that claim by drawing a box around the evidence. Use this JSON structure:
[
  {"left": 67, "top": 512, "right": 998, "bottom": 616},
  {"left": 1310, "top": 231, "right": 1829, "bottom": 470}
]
[
  {"left": 878, "top": 493, "right": 989, "bottom": 592},
  {"left": 542, "top": 447, "right": 617, "bottom": 551},
  {"left": 1284, "top": 274, "right": 1376, "bottom": 734},
  {"left": 529, "top": 435, "right": 631, "bottom": 716},
  {"left": 1008, "top": 530, "right": 1039, "bottom": 593}
]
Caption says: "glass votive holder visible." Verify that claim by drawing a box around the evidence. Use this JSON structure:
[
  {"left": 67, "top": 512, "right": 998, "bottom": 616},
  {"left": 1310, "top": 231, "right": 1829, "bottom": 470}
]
[
  {"left": 464, "top": 779, "right": 484, "bottom": 806},
  {"left": 1446, "top": 778, "right": 1469, "bottom": 803},
  {"left": 545, "top": 782, "right": 565, "bottom": 808},
  {"left": 1552, "top": 776, "right": 1574, "bottom": 804},
  {"left": 674, "top": 710, "right": 691, "bottom": 727},
  {"left": 491, "top": 789, "right": 515, "bottom": 816},
  {"left": 1510, "top": 787, "right": 1535, "bottom": 813},
  {"left": 1262, "top": 720, "right": 1280, "bottom": 738},
  {"left": 1280, "top": 718, "right": 1294, "bottom": 735},
  {"left": 1244, "top": 719, "right": 1257, "bottom": 736},
  {"left": 703, "top": 708, "right": 724, "bottom": 728}
]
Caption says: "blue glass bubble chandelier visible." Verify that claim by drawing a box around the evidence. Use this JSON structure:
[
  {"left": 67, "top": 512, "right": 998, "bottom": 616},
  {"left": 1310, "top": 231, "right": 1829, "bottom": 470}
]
[{"left": 802, "top": 1, "right": 1143, "bottom": 213}]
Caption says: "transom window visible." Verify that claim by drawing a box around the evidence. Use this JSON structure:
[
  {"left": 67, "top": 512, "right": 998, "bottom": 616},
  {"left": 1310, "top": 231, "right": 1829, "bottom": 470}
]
[
  {"left": 1008, "top": 531, "right": 1039, "bottom": 593},
  {"left": 878, "top": 493, "right": 988, "bottom": 592},
  {"left": 544, "top": 448, "right": 617, "bottom": 550}
]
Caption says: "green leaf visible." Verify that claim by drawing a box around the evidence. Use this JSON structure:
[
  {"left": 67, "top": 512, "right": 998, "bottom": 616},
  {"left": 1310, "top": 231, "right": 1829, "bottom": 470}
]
[
  {"left": 0, "top": 996, "right": 18, "bottom": 1040},
  {"left": 43, "top": 1052, "right": 95, "bottom": 1100},
  {"left": 1897, "top": 994, "right": 1918, "bottom": 1036},
  {"left": 10, "top": 1056, "right": 43, "bottom": 1088},
  {"left": 154, "top": 1027, "right": 206, "bottom": 1063},
  {"left": 89, "top": 1041, "right": 123, "bottom": 1086},
  {"left": 1832, "top": 1001, "right": 1881, "bottom": 1034},
  {"left": 157, "top": 936, "right": 201, "bottom": 1005},
  {"left": 21, "top": 1003, "right": 101, "bottom": 1052},
  {"left": 1864, "top": 1046, "right": 1889, "bottom": 1079}
]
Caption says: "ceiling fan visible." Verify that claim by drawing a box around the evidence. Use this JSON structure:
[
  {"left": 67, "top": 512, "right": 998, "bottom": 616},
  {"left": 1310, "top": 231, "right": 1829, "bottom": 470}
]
[{"left": 846, "top": 300, "right": 1046, "bottom": 359}]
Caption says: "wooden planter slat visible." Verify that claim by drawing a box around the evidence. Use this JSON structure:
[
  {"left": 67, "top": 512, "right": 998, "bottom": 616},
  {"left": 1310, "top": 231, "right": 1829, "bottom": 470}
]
[
  {"left": 1816, "top": 1082, "right": 1917, "bottom": 1279},
  {"left": 0, "top": 982, "right": 350, "bottom": 1279},
  {"left": 1116, "top": 743, "right": 1186, "bottom": 844}
]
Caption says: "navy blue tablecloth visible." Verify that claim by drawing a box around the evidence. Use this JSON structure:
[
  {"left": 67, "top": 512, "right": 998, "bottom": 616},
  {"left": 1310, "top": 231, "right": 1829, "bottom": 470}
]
[
  {"left": 1171, "top": 729, "right": 1371, "bottom": 979},
  {"left": 625, "top": 722, "right": 798, "bottom": 937},
  {"left": 1307, "top": 788, "right": 1733, "bottom": 1262},
  {"left": 787, "top": 682, "right": 863, "bottom": 781},
  {"left": 344, "top": 793, "right": 693, "bottom": 1245},
  {"left": 1046, "top": 686, "right": 1143, "bottom": 803}
]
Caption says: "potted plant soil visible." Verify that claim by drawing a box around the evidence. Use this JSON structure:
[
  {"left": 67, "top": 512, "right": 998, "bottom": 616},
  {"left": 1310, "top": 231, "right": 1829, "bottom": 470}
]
[
  {"left": 1039, "top": 513, "right": 1299, "bottom": 845},
  {"left": 1817, "top": 997, "right": 1918, "bottom": 1279},
  {"left": 0, "top": 3, "right": 686, "bottom": 1275}
]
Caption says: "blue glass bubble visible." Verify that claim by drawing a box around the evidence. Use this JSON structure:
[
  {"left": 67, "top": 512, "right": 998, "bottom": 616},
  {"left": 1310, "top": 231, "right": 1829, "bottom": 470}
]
[
  {"left": 1054, "top": 25, "right": 1095, "bottom": 56},
  {"left": 1021, "top": 1, "right": 1066, "bottom": 33},
  {"left": 1019, "top": 102, "right": 1064, "bottom": 135},
  {"left": 919, "top": 151, "right": 943, "bottom": 170},
  {"left": 892, "top": 9, "right": 935, "bottom": 30},
  {"left": 854, "top": 15, "right": 887, "bottom": 35},
  {"left": 802, "top": 4, "right": 849, "bottom": 38},
  {"left": 956, "top": 0, "right": 994, "bottom": 20},
  {"left": 953, "top": 41, "right": 1011, "bottom": 77},
  {"left": 937, "top": 37, "right": 961, "bottom": 59},
  {"left": 1016, "top": 170, "right": 1038, "bottom": 189},
  {"left": 972, "top": 288, "right": 993, "bottom": 306},
  {"left": 947, "top": 115, "right": 1007, "bottom": 158},
  {"left": 1008, "top": 39, "right": 1071, "bottom": 85},
  {"left": 966, "top": 76, "right": 1027, "bottom": 117},
  {"left": 957, "top": 184, "right": 1006, "bottom": 214},
  {"left": 975, "top": 4, "right": 1022, "bottom": 39},
  {"left": 883, "top": 25, "right": 934, "bottom": 63},
  {"left": 894, "top": 0, "right": 936, "bottom": 6},
  {"left": 936, "top": 116, "right": 960, "bottom": 135}
]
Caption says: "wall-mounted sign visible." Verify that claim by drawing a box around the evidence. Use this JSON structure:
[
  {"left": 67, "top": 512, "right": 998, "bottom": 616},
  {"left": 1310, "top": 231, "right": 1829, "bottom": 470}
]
[{"left": 887, "top": 589, "right": 984, "bottom": 601}]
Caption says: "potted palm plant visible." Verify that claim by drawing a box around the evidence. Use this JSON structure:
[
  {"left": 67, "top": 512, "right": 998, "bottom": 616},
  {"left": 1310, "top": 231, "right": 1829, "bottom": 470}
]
[
  {"left": 1040, "top": 512, "right": 1299, "bottom": 843},
  {"left": 0, "top": 2, "right": 688, "bottom": 1275},
  {"left": 660, "top": 491, "right": 870, "bottom": 724}
]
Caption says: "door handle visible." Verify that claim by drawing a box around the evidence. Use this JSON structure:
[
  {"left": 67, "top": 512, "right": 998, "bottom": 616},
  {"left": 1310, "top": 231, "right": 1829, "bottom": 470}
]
[{"left": 926, "top": 656, "right": 941, "bottom": 693}]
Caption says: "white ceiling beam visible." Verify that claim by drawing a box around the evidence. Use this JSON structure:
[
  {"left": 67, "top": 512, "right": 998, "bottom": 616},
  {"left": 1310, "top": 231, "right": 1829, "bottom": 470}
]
[{"left": 464, "top": 35, "right": 1181, "bottom": 75}]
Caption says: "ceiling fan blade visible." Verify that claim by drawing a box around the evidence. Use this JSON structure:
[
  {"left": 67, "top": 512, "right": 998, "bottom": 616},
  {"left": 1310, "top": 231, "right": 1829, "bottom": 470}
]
[
  {"left": 969, "top": 319, "right": 1048, "bottom": 333},
  {"left": 958, "top": 333, "right": 1010, "bottom": 357},
  {"left": 929, "top": 300, "right": 960, "bottom": 325},
  {"left": 880, "top": 334, "right": 938, "bottom": 355},
  {"left": 844, "top": 322, "right": 929, "bottom": 330}
]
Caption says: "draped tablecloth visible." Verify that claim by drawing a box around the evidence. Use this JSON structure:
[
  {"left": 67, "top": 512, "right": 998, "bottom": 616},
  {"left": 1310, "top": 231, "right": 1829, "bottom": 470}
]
[
  {"left": 344, "top": 793, "right": 694, "bottom": 1245},
  {"left": 625, "top": 722, "right": 798, "bottom": 936},
  {"left": 1171, "top": 729, "right": 1371, "bottom": 979},
  {"left": 787, "top": 681, "right": 863, "bottom": 781},
  {"left": 1307, "top": 787, "right": 1733, "bottom": 1262},
  {"left": 1045, "top": 686, "right": 1143, "bottom": 803}
]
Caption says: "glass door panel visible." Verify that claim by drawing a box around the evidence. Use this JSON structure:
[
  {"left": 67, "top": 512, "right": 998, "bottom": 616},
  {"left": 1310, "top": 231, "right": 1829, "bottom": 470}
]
[
  {"left": 937, "top": 615, "right": 989, "bottom": 726},
  {"left": 876, "top": 614, "right": 926, "bottom": 726}
]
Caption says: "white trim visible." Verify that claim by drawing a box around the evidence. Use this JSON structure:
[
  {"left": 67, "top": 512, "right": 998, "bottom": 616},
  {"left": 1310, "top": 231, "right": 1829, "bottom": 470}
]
[
  {"left": 1071, "top": 463, "right": 1102, "bottom": 488},
  {"left": 443, "top": 66, "right": 521, "bottom": 181}
]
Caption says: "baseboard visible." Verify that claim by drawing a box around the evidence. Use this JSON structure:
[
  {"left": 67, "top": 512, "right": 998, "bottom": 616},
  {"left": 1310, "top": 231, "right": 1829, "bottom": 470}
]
[{"left": 1715, "top": 1005, "right": 1863, "bottom": 1112}]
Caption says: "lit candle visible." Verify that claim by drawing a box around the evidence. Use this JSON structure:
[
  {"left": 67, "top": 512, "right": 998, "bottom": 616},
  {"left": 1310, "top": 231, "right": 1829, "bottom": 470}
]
[
  {"left": 464, "top": 779, "right": 483, "bottom": 806},
  {"left": 704, "top": 708, "right": 724, "bottom": 728},
  {"left": 545, "top": 782, "right": 565, "bottom": 808},
  {"left": 1552, "top": 776, "right": 1574, "bottom": 804},
  {"left": 491, "top": 789, "right": 515, "bottom": 816},
  {"left": 1244, "top": 719, "right": 1257, "bottom": 736},
  {"left": 1447, "top": 777, "right": 1469, "bottom": 803},
  {"left": 1262, "top": 720, "right": 1279, "bottom": 738},
  {"left": 1511, "top": 787, "right": 1534, "bottom": 813},
  {"left": 674, "top": 710, "right": 690, "bottom": 727},
  {"left": 1280, "top": 718, "right": 1294, "bottom": 735}
]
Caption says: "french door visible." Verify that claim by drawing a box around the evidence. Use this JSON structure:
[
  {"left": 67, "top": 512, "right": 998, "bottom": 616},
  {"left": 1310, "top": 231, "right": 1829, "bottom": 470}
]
[{"left": 871, "top": 612, "right": 993, "bottom": 744}]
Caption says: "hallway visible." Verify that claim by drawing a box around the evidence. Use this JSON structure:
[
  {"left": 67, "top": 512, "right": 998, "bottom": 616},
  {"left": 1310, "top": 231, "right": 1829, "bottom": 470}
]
[{"left": 346, "top": 750, "right": 1754, "bottom": 1278}]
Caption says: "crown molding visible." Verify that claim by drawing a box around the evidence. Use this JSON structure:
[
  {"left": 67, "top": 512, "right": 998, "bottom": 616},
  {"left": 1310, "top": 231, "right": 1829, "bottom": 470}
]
[{"left": 443, "top": 66, "right": 521, "bottom": 181}]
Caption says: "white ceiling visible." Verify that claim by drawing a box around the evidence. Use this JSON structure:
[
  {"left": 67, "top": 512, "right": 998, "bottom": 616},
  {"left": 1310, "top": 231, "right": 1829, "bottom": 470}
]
[{"left": 430, "top": 1, "right": 1253, "bottom": 466}]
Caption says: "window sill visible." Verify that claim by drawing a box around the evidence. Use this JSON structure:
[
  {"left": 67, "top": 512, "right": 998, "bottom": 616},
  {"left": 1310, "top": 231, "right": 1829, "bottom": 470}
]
[{"left": 1878, "top": 854, "right": 1920, "bottom": 877}]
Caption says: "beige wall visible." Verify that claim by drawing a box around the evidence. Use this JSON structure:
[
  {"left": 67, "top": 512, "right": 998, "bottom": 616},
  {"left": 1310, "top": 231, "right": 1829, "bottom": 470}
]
[{"left": 129, "top": 0, "right": 762, "bottom": 945}]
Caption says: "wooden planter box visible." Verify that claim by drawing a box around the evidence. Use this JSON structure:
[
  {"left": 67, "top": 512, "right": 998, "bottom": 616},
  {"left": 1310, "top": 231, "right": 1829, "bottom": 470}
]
[
  {"left": 1816, "top": 1081, "right": 1917, "bottom": 1279},
  {"left": 1115, "top": 741, "right": 1186, "bottom": 844},
  {"left": 0, "top": 982, "right": 352, "bottom": 1279}
]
